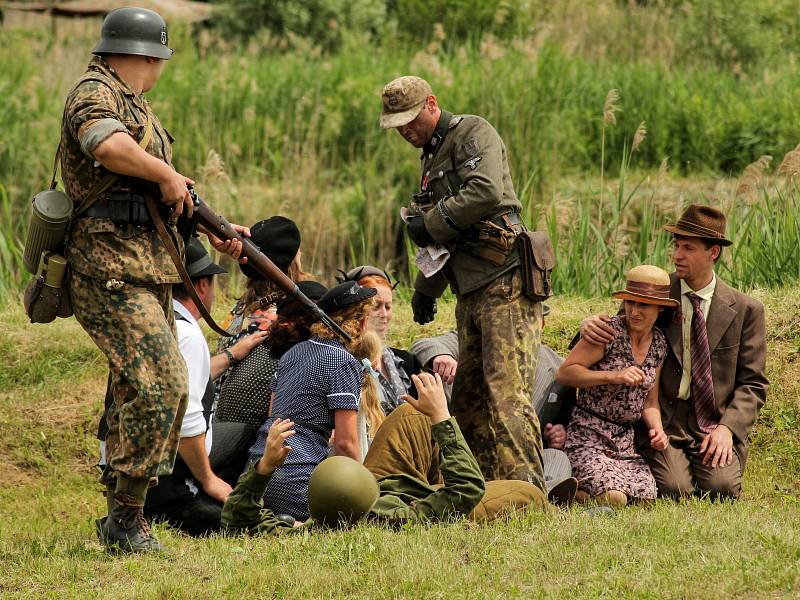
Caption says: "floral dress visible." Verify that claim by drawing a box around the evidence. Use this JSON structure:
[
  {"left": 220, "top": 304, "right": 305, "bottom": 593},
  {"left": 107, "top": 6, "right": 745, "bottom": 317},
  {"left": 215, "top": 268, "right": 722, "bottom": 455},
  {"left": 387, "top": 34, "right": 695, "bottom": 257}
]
[{"left": 565, "top": 316, "right": 667, "bottom": 500}]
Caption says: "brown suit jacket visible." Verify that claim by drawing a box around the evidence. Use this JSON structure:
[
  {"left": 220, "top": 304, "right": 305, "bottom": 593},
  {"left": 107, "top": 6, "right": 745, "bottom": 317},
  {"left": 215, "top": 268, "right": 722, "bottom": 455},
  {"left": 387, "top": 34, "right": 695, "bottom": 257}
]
[{"left": 658, "top": 272, "right": 768, "bottom": 463}]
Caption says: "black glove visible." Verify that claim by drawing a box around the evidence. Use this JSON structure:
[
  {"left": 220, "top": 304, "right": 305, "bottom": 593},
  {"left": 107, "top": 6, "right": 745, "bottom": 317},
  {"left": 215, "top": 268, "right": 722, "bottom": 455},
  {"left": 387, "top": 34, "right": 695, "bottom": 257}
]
[
  {"left": 411, "top": 291, "right": 437, "bottom": 325},
  {"left": 406, "top": 215, "right": 434, "bottom": 247}
]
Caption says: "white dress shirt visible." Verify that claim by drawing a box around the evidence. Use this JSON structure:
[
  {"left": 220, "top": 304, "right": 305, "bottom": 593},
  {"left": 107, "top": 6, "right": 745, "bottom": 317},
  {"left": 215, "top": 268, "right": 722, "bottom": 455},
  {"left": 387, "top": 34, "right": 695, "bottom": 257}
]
[{"left": 174, "top": 299, "right": 213, "bottom": 454}]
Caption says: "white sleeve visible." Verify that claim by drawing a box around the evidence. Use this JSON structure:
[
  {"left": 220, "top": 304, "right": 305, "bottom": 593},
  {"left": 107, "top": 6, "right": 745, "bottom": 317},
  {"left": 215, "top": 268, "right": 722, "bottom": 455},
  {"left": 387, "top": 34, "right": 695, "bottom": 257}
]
[{"left": 177, "top": 322, "right": 211, "bottom": 438}]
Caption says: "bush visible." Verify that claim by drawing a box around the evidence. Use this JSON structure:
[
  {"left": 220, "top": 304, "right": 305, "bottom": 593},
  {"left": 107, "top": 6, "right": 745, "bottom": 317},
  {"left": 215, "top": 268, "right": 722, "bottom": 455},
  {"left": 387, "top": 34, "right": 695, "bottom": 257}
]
[{"left": 212, "top": 0, "right": 387, "bottom": 50}]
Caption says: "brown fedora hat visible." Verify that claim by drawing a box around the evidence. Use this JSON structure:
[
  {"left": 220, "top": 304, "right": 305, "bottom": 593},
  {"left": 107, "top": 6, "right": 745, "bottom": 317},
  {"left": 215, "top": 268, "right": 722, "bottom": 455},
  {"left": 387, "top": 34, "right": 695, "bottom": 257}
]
[
  {"left": 613, "top": 265, "right": 680, "bottom": 308},
  {"left": 664, "top": 204, "right": 732, "bottom": 246}
]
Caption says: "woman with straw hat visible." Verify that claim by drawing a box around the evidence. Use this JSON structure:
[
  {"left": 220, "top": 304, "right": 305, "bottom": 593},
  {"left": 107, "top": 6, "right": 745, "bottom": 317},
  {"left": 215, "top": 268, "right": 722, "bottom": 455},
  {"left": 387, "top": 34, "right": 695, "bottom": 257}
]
[{"left": 556, "top": 265, "right": 679, "bottom": 507}]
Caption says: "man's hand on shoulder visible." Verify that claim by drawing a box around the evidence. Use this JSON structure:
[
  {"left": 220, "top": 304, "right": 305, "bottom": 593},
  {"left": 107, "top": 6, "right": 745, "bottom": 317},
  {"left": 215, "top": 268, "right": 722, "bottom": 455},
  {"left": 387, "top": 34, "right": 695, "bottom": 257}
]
[{"left": 580, "top": 314, "right": 616, "bottom": 346}]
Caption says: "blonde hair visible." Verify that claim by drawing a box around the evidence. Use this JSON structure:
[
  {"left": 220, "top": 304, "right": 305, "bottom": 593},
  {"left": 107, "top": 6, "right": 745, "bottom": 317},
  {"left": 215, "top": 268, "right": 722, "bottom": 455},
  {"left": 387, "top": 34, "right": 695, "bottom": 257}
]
[
  {"left": 352, "top": 329, "right": 385, "bottom": 435},
  {"left": 309, "top": 296, "right": 375, "bottom": 352}
]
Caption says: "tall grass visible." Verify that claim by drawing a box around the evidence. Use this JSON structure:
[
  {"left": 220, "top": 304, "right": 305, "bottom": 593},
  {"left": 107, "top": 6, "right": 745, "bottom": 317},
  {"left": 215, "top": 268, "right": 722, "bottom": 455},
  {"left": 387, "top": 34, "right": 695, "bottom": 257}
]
[{"left": 2, "top": 16, "right": 800, "bottom": 298}]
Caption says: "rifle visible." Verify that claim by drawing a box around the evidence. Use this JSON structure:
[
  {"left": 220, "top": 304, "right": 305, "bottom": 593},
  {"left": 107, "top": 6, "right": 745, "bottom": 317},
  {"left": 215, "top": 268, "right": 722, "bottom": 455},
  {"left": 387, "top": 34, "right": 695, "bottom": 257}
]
[{"left": 188, "top": 189, "right": 351, "bottom": 343}]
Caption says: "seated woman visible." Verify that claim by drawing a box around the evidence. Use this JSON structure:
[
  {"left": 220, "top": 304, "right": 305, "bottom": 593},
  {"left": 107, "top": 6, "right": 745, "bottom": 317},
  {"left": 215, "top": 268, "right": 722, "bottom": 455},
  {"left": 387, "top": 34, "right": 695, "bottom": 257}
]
[
  {"left": 214, "top": 216, "right": 308, "bottom": 427},
  {"left": 556, "top": 265, "right": 676, "bottom": 508},
  {"left": 351, "top": 330, "right": 387, "bottom": 461},
  {"left": 339, "top": 266, "right": 421, "bottom": 414},
  {"left": 246, "top": 281, "right": 377, "bottom": 521}
]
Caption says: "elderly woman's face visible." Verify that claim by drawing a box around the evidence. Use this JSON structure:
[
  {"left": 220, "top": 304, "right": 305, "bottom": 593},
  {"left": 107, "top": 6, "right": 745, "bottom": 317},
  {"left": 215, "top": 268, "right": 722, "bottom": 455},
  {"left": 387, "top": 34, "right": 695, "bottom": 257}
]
[
  {"left": 624, "top": 300, "right": 661, "bottom": 334},
  {"left": 367, "top": 283, "right": 393, "bottom": 340}
]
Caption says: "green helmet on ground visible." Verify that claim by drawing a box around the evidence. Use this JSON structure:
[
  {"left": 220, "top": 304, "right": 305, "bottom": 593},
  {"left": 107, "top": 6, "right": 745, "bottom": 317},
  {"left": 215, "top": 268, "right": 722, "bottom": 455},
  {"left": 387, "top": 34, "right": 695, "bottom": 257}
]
[
  {"left": 308, "top": 456, "right": 379, "bottom": 527},
  {"left": 93, "top": 7, "right": 173, "bottom": 60}
]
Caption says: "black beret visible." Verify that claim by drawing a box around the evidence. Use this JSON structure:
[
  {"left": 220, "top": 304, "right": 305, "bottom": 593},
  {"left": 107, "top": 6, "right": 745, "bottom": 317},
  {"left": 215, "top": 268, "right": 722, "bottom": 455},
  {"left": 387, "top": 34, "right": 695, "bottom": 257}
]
[
  {"left": 318, "top": 282, "right": 377, "bottom": 315},
  {"left": 239, "top": 216, "right": 301, "bottom": 280}
]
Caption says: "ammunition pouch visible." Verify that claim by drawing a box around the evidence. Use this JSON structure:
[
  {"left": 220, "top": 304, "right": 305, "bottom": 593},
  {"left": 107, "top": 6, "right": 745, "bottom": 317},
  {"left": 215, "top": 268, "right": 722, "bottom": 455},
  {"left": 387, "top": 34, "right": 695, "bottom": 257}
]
[
  {"left": 459, "top": 212, "right": 522, "bottom": 267},
  {"left": 84, "top": 191, "right": 164, "bottom": 228},
  {"left": 517, "top": 229, "right": 556, "bottom": 302},
  {"left": 24, "top": 251, "right": 73, "bottom": 323}
]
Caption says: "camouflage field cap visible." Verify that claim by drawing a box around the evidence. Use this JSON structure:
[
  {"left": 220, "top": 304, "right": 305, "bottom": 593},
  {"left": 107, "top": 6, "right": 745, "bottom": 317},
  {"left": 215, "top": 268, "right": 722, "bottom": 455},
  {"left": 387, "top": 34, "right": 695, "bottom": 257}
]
[{"left": 379, "top": 76, "right": 433, "bottom": 129}]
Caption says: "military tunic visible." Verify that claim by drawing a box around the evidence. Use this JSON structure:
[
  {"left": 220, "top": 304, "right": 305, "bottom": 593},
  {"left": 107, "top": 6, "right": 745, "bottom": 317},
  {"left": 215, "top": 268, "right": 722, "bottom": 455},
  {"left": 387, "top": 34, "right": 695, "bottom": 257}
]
[
  {"left": 62, "top": 57, "right": 188, "bottom": 481},
  {"left": 413, "top": 111, "right": 545, "bottom": 491}
]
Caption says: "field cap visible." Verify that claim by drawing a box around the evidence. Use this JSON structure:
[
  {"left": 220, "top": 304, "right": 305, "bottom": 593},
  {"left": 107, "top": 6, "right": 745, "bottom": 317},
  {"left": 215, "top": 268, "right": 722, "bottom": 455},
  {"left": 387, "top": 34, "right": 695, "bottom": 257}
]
[
  {"left": 663, "top": 204, "right": 732, "bottom": 246},
  {"left": 318, "top": 282, "right": 377, "bottom": 314},
  {"left": 612, "top": 265, "right": 679, "bottom": 308},
  {"left": 239, "top": 216, "right": 301, "bottom": 280},
  {"left": 379, "top": 76, "right": 433, "bottom": 129},
  {"left": 185, "top": 238, "right": 226, "bottom": 279}
]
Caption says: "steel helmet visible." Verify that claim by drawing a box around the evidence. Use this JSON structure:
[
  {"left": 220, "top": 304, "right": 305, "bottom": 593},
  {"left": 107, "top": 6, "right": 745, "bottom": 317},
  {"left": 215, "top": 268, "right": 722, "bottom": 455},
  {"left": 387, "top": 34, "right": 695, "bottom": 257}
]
[
  {"left": 93, "top": 7, "right": 173, "bottom": 60},
  {"left": 307, "top": 456, "right": 379, "bottom": 527}
]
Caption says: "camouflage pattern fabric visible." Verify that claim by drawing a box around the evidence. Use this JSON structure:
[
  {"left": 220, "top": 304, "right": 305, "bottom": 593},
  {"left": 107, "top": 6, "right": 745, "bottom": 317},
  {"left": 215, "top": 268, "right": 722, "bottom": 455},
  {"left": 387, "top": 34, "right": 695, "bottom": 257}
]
[
  {"left": 62, "top": 56, "right": 181, "bottom": 285},
  {"left": 450, "top": 268, "right": 546, "bottom": 491},
  {"left": 69, "top": 270, "right": 188, "bottom": 479}
]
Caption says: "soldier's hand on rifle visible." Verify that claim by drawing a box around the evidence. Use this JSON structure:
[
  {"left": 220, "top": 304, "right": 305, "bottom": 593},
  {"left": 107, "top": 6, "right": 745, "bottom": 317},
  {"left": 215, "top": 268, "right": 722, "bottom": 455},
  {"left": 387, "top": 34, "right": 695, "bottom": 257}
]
[
  {"left": 256, "top": 418, "right": 296, "bottom": 475},
  {"left": 411, "top": 291, "right": 437, "bottom": 324},
  {"left": 402, "top": 372, "right": 450, "bottom": 425},
  {"left": 158, "top": 168, "right": 194, "bottom": 218},
  {"left": 200, "top": 223, "right": 252, "bottom": 264}
]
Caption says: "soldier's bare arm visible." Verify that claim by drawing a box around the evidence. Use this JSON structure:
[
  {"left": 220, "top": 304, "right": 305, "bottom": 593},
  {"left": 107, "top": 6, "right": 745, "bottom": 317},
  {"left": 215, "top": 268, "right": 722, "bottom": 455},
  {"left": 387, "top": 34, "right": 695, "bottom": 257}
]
[{"left": 92, "top": 132, "right": 194, "bottom": 217}]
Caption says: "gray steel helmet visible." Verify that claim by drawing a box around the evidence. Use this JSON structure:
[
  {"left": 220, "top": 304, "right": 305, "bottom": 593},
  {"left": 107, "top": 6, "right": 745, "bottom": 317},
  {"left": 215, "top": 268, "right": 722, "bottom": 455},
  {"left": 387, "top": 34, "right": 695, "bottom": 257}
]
[
  {"left": 93, "top": 7, "right": 173, "bottom": 60},
  {"left": 307, "top": 456, "right": 379, "bottom": 527}
]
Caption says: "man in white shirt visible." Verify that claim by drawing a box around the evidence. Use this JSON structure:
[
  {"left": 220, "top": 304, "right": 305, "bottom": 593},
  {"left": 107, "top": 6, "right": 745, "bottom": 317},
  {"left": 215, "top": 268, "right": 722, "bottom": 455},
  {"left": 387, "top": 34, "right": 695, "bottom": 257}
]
[{"left": 142, "top": 238, "right": 268, "bottom": 534}]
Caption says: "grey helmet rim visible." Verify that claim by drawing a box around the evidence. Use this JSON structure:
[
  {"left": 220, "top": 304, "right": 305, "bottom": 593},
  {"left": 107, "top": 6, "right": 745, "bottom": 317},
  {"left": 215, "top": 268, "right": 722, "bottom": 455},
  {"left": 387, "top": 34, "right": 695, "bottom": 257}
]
[{"left": 92, "top": 7, "right": 173, "bottom": 60}]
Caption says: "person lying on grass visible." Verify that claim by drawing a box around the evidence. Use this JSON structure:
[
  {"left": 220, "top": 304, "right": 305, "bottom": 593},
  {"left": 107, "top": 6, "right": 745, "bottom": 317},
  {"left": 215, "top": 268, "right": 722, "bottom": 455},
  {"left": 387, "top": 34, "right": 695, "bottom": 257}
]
[
  {"left": 556, "top": 265, "right": 677, "bottom": 508},
  {"left": 221, "top": 372, "right": 489, "bottom": 533}
]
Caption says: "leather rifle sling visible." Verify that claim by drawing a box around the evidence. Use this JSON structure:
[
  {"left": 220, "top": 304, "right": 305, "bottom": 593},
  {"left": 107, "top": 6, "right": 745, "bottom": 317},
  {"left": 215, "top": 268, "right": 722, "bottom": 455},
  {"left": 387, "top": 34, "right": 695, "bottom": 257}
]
[{"left": 144, "top": 195, "right": 234, "bottom": 337}]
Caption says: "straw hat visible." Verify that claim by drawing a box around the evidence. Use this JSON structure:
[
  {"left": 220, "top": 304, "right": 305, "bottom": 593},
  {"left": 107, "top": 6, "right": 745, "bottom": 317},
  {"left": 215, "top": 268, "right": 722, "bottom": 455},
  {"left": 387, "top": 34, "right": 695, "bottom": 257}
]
[{"left": 612, "top": 265, "right": 680, "bottom": 308}]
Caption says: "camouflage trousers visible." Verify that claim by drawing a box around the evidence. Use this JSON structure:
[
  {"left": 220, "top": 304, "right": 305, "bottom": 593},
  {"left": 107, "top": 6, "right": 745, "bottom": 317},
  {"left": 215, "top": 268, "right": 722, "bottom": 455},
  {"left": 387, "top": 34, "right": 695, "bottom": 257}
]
[
  {"left": 69, "top": 270, "right": 188, "bottom": 480},
  {"left": 451, "top": 268, "right": 545, "bottom": 491}
]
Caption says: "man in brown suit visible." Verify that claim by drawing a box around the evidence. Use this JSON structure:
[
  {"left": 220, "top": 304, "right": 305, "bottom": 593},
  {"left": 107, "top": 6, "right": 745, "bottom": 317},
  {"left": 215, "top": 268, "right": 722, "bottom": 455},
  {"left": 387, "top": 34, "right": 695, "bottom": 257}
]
[{"left": 580, "top": 205, "right": 768, "bottom": 499}]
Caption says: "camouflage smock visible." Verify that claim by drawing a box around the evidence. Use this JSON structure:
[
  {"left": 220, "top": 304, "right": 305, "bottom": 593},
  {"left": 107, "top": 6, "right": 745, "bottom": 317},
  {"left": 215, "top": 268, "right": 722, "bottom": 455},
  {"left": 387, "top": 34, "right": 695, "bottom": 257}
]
[{"left": 61, "top": 56, "right": 181, "bottom": 285}]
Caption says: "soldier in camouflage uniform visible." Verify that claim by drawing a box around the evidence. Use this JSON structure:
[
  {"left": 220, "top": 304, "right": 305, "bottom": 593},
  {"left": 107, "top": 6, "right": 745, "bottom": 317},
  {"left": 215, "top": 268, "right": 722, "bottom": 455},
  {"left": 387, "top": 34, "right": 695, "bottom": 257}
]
[
  {"left": 62, "top": 8, "right": 245, "bottom": 553},
  {"left": 379, "top": 76, "right": 545, "bottom": 493}
]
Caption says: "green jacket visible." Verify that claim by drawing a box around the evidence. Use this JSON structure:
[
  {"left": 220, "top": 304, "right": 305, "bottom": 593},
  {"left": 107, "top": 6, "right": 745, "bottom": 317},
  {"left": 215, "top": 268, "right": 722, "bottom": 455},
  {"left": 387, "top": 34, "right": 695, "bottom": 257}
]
[
  {"left": 414, "top": 111, "right": 522, "bottom": 298},
  {"left": 220, "top": 418, "right": 485, "bottom": 535}
]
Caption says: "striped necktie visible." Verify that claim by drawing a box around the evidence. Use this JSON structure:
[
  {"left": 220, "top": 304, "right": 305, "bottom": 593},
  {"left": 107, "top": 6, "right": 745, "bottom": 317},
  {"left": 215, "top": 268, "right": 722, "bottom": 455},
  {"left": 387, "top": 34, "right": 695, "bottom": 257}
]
[{"left": 688, "top": 293, "right": 718, "bottom": 433}]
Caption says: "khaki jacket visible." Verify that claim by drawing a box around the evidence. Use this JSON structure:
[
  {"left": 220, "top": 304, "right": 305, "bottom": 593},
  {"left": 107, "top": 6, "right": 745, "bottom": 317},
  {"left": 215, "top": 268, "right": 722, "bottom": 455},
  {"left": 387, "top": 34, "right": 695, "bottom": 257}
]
[
  {"left": 659, "top": 273, "right": 768, "bottom": 463},
  {"left": 415, "top": 112, "right": 522, "bottom": 297}
]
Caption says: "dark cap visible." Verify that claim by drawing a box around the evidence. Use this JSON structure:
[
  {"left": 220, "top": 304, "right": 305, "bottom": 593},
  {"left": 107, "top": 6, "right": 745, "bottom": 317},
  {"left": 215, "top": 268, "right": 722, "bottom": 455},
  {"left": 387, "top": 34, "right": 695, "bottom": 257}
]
[
  {"left": 240, "top": 216, "right": 301, "bottom": 280},
  {"left": 186, "top": 238, "right": 226, "bottom": 279},
  {"left": 336, "top": 265, "right": 396, "bottom": 289},
  {"left": 276, "top": 280, "right": 328, "bottom": 313},
  {"left": 542, "top": 304, "right": 551, "bottom": 318},
  {"left": 318, "top": 282, "right": 377, "bottom": 314}
]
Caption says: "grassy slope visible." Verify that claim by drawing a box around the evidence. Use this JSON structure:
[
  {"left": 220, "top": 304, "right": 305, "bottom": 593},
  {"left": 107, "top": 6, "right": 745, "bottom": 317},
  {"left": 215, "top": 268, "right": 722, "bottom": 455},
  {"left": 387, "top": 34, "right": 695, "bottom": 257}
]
[{"left": 1, "top": 287, "right": 799, "bottom": 598}]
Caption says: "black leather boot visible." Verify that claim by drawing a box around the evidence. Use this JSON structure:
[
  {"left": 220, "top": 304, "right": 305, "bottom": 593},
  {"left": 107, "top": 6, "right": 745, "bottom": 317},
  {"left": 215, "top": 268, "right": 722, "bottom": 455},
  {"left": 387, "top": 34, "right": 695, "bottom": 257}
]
[{"left": 96, "top": 488, "right": 167, "bottom": 553}]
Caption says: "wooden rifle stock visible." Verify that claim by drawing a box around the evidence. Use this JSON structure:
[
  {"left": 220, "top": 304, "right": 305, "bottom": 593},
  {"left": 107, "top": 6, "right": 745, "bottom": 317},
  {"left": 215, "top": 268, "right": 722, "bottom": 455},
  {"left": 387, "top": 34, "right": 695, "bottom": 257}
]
[{"left": 189, "top": 190, "right": 351, "bottom": 343}]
